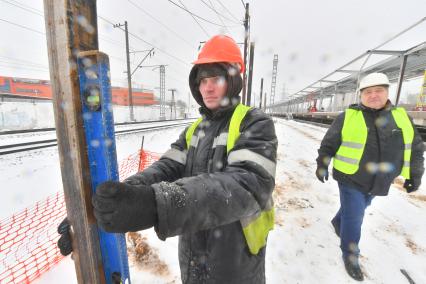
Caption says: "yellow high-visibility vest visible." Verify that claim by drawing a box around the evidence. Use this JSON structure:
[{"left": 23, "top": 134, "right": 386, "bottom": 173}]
[
  {"left": 333, "top": 108, "right": 414, "bottom": 178},
  {"left": 186, "top": 104, "right": 274, "bottom": 255}
]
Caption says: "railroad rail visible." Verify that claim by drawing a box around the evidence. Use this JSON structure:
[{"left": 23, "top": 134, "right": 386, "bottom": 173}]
[
  {"left": 0, "top": 121, "right": 192, "bottom": 156},
  {"left": 274, "top": 112, "right": 426, "bottom": 142},
  {"left": 0, "top": 118, "right": 193, "bottom": 136}
]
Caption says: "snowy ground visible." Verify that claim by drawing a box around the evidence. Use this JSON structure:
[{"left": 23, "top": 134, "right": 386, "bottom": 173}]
[
  {"left": 268, "top": 119, "right": 426, "bottom": 284},
  {"left": 3, "top": 118, "right": 426, "bottom": 283},
  {"left": 0, "top": 120, "right": 192, "bottom": 220}
]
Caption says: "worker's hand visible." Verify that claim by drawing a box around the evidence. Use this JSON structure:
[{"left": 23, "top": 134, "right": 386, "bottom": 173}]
[
  {"left": 57, "top": 217, "right": 73, "bottom": 256},
  {"left": 403, "top": 179, "right": 420, "bottom": 193},
  {"left": 316, "top": 167, "right": 329, "bottom": 183},
  {"left": 124, "top": 173, "right": 150, "bottom": 186},
  {"left": 92, "top": 181, "right": 158, "bottom": 233}
]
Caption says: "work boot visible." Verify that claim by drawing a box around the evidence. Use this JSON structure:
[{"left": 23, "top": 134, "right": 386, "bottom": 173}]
[
  {"left": 343, "top": 255, "right": 364, "bottom": 281},
  {"left": 331, "top": 218, "right": 340, "bottom": 238}
]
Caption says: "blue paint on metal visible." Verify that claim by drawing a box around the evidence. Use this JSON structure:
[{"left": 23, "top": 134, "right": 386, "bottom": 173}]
[{"left": 77, "top": 52, "right": 131, "bottom": 284}]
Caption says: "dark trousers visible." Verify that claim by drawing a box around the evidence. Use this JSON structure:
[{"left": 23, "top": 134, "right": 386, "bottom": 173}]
[{"left": 332, "top": 182, "right": 374, "bottom": 258}]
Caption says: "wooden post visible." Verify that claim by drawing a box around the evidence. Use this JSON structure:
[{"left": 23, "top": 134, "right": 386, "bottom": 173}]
[{"left": 43, "top": 0, "right": 106, "bottom": 282}]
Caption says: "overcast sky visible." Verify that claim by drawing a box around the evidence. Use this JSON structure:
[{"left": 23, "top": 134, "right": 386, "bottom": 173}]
[{"left": 0, "top": 0, "right": 425, "bottom": 105}]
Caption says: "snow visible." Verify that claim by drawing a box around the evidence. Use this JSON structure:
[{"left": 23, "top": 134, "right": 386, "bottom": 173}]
[
  {"left": 267, "top": 119, "right": 426, "bottom": 284},
  {"left": 0, "top": 122, "right": 191, "bottom": 220},
  {"left": 3, "top": 118, "right": 426, "bottom": 283},
  {"left": 0, "top": 101, "right": 192, "bottom": 131}
]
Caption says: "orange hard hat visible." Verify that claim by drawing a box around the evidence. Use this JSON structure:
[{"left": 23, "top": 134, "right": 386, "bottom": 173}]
[{"left": 193, "top": 35, "right": 245, "bottom": 73}]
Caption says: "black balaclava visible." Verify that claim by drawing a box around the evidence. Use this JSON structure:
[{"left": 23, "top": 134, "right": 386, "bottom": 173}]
[{"left": 189, "top": 63, "right": 243, "bottom": 117}]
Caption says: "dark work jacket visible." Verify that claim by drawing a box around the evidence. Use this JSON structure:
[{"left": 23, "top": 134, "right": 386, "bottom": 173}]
[
  {"left": 316, "top": 102, "right": 424, "bottom": 196},
  {"left": 125, "top": 104, "right": 277, "bottom": 283}
]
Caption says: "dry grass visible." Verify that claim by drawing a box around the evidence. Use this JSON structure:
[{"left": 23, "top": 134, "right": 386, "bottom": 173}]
[
  {"left": 127, "top": 232, "right": 170, "bottom": 277},
  {"left": 409, "top": 194, "right": 426, "bottom": 202},
  {"left": 405, "top": 237, "right": 422, "bottom": 255}
]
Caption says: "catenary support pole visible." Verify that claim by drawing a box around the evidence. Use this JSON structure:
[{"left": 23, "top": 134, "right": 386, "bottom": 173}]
[
  {"left": 124, "top": 21, "right": 134, "bottom": 121},
  {"left": 259, "top": 78, "right": 264, "bottom": 109},
  {"left": 242, "top": 2, "right": 249, "bottom": 104},
  {"left": 246, "top": 42, "right": 255, "bottom": 106}
]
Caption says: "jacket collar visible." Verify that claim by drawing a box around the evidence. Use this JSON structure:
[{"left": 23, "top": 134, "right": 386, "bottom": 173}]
[
  {"left": 349, "top": 100, "right": 393, "bottom": 113},
  {"left": 199, "top": 97, "right": 240, "bottom": 120}
]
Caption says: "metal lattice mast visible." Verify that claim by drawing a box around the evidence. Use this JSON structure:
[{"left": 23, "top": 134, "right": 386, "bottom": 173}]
[
  {"left": 159, "top": 65, "right": 166, "bottom": 120},
  {"left": 269, "top": 54, "right": 278, "bottom": 112}
]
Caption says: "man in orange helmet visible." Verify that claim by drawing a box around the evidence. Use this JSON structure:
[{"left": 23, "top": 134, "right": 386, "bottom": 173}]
[{"left": 59, "top": 35, "right": 277, "bottom": 283}]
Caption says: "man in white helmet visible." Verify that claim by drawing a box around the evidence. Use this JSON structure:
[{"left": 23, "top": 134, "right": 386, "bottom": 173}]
[{"left": 315, "top": 72, "right": 424, "bottom": 281}]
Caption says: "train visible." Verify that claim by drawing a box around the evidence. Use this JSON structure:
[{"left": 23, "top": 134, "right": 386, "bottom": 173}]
[{"left": 0, "top": 75, "right": 158, "bottom": 106}]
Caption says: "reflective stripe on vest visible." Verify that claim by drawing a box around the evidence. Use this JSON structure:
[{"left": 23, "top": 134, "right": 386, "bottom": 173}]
[
  {"left": 391, "top": 108, "right": 414, "bottom": 178},
  {"left": 162, "top": 148, "right": 187, "bottom": 165},
  {"left": 333, "top": 109, "right": 367, "bottom": 174},
  {"left": 185, "top": 103, "right": 274, "bottom": 255},
  {"left": 185, "top": 117, "right": 202, "bottom": 148},
  {"left": 333, "top": 108, "right": 414, "bottom": 178}
]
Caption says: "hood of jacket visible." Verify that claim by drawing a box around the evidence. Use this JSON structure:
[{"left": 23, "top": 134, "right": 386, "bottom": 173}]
[{"left": 189, "top": 63, "right": 242, "bottom": 119}]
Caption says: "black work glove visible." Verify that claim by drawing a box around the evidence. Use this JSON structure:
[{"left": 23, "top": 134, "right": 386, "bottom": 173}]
[
  {"left": 92, "top": 181, "right": 158, "bottom": 233},
  {"left": 57, "top": 217, "right": 73, "bottom": 256},
  {"left": 403, "top": 179, "right": 420, "bottom": 193},
  {"left": 124, "top": 173, "right": 150, "bottom": 186},
  {"left": 316, "top": 167, "right": 329, "bottom": 183}
]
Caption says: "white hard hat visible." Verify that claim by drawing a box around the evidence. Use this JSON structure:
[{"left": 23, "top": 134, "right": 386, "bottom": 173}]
[{"left": 359, "top": 73, "right": 390, "bottom": 91}]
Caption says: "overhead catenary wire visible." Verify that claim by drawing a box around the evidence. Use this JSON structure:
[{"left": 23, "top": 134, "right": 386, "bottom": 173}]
[
  {"left": 101, "top": 18, "right": 191, "bottom": 88},
  {"left": 0, "top": 17, "right": 45, "bottom": 35},
  {"left": 126, "top": 0, "right": 196, "bottom": 49},
  {"left": 205, "top": 0, "right": 230, "bottom": 33},
  {"left": 0, "top": 0, "right": 43, "bottom": 16},
  {"left": 199, "top": 0, "right": 242, "bottom": 26},
  {"left": 1, "top": 3, "right": 190, "bottom": 96},
  {"left": 0, "top": 1, "right": 127, "bottom": 51},
  {"left": 176, "top": 0, "right": 210, "bottom": 37},
  {"left": 167, "top": 0, "right": 240, "bottom": 28},
  {"left": 99, "top": 15, "right": 191, "bottom": 90},
  {"left": 0, "top": 0, "right": 139, "bottom": 53},
  {"left": 98, "top": 15, "right": 190, "bottom": 67},
  {"left": 215, "top": 0, "right": 242, "bottom": 24},
  {"left": 2, "top": 2, "right": 190, "bottom": 69}
]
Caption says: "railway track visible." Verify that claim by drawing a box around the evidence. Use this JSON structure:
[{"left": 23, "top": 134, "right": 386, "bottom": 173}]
[
  {"left": 0, "top": 121, "right": 192, "bottom": 156},
  {"left": 277, "top": 114, "right": 426, "bottom": 143},
  {"left": 0, "top": 118, "right": 192, "bottom": 136}
]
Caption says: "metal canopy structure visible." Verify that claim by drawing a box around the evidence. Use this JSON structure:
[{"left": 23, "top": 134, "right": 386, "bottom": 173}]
[{"left": 277, "top": 41, "right": 426, "bottom": 108}]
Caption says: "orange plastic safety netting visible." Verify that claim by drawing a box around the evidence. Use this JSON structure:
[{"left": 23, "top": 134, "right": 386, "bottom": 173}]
[{"left": 0, "top": 150, "right": 160, "bottom": 283}]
